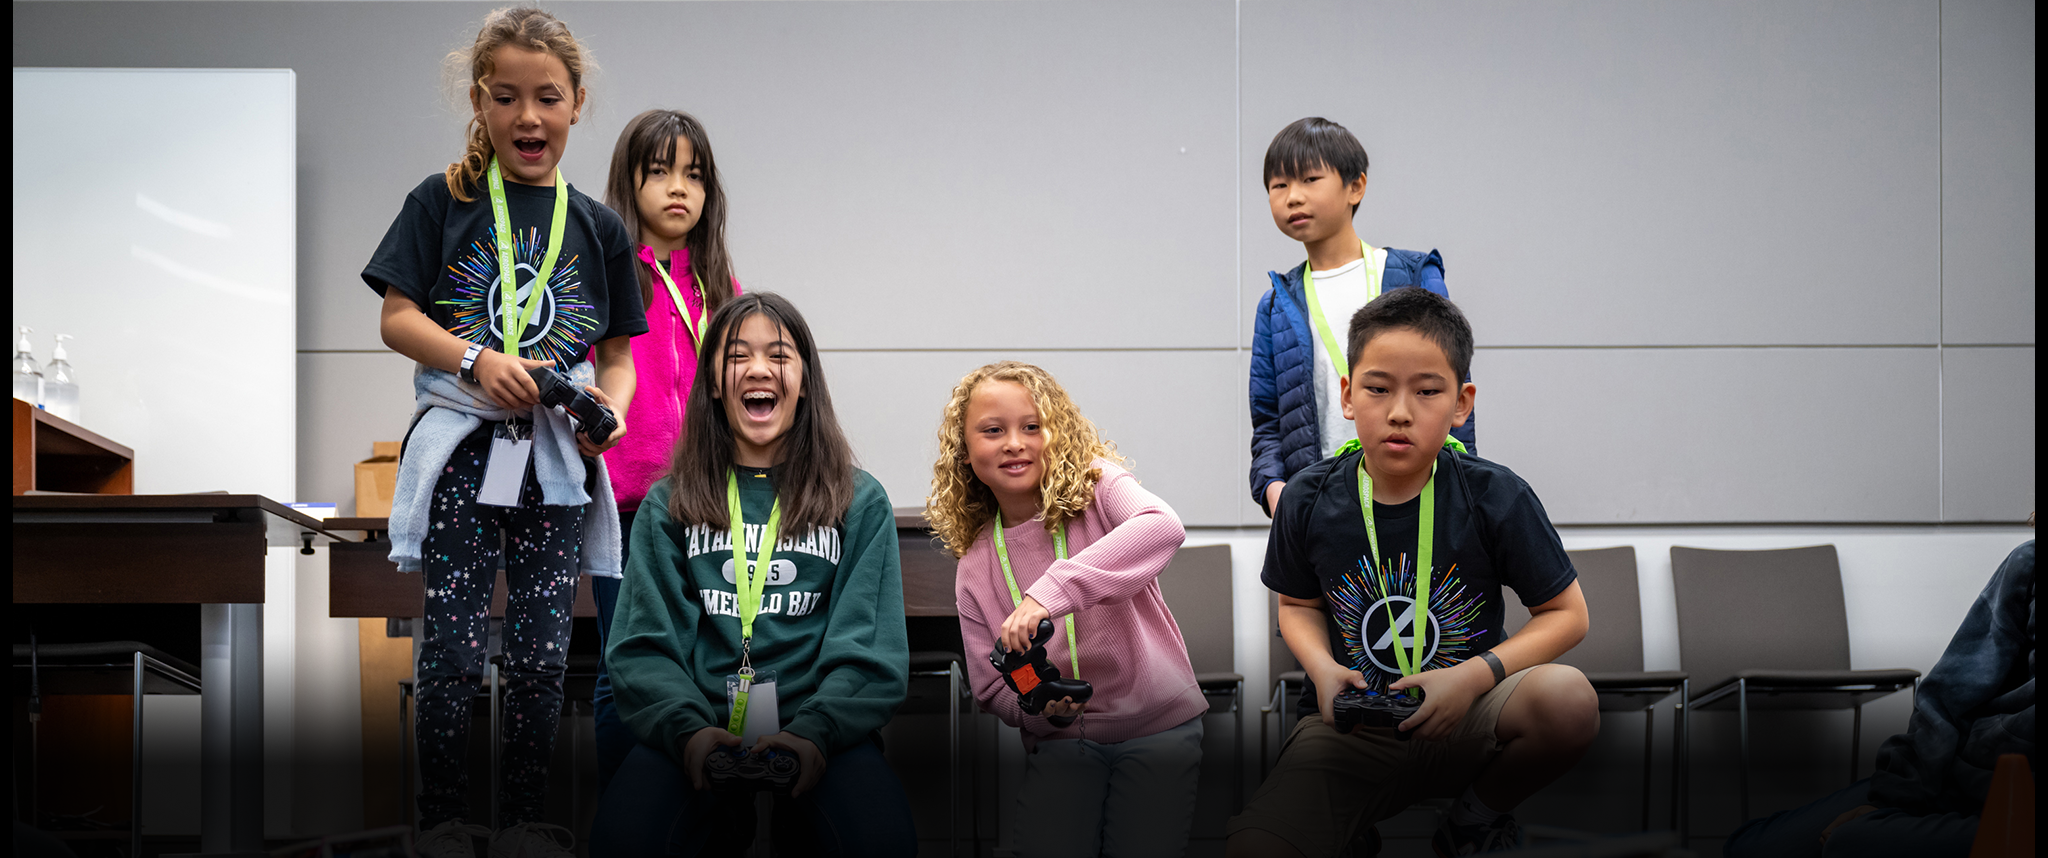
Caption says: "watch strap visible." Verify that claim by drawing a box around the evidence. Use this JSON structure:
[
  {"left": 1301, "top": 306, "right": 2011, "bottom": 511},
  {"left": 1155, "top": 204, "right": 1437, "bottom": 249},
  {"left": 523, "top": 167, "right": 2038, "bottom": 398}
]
[
  {"left": 460, "top": 343, "right": 485, "bottom": 384},
  {"left": 1476, "top": 650, "right": 1507, "bottom": 686}
]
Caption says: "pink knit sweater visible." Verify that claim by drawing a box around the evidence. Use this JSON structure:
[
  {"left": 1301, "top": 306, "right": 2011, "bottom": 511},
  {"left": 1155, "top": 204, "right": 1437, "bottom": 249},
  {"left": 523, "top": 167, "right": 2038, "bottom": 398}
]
[
  {"left": 955, "top": 461, "right": 1209, "bottom": 748},
  {"left": 602, "top": 246, "right": 737, "bottom": 511}
]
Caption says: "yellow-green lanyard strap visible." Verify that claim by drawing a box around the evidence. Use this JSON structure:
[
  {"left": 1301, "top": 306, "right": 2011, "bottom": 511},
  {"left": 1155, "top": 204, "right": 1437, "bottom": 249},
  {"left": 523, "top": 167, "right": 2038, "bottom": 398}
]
[
  {"left": 725, "top": 470, "right": 782, "bottom": 734},
  {"left": 1358, "top": 454, "right": 1435, "bottom": 694},
  {"left": 486, "top": 157, "right": 569, "bottom": 358},
  {"left": 649, "top": 253, "right": 706, "bottom": 351},
  {"left": 992, "top": 511, "right": 1080, "bottom": 679},
  {"left": 1301, "top": 240, "right": 1383, "bottom": 385}
]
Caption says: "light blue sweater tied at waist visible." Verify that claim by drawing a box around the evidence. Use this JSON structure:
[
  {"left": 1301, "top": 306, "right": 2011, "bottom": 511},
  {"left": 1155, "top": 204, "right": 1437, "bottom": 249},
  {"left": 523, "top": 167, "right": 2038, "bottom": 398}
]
[{"left": 386, "top": 361, "right": 622, "bottom": 577}]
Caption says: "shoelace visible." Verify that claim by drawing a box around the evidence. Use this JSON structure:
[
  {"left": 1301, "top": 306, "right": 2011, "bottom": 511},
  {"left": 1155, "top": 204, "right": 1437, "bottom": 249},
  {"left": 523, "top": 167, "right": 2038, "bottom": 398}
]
[
  {"left": 418, "top": 822, "right": 489, "bottom": 858},
  {"left": 493, "top": 823, "right": 577, "bottom": 858}
]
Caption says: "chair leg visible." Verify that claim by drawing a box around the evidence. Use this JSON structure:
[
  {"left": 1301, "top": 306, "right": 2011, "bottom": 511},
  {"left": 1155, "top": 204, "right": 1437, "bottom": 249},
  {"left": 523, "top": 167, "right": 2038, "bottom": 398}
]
[
  {"left": 949, "top": 662, "right": 961, "bottom": 858},
  {"left": 133, "top": 652, "right": 146, "bottom": 858},
  {"left": 1737, "top": 679, "right": 1750, "bottom": 824},
  {"left": 1677, "top": 680, "right": 1689, "bottom": 843},
  {"left": 1233, "top": 680, "right": 1245, "bottom": 814},
  {"left": 1640, "top": 705, "right": 1653, "bottom": 833},
  {"left": 1849, "top": 703, "right": 1862, "bottom": 785}
]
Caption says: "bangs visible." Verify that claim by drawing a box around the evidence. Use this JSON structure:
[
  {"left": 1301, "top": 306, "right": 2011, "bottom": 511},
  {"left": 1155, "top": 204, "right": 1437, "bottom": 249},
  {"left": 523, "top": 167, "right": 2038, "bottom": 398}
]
[{"left": 1262, "top": 116, "right": 1369, "bottom": 186}]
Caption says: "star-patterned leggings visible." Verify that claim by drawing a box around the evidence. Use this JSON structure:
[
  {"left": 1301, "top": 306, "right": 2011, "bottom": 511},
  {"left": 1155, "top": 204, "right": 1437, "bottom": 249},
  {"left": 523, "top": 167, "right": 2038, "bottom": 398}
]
[{"left": 415, "top": 430, "right": 584, "bottom": 828}]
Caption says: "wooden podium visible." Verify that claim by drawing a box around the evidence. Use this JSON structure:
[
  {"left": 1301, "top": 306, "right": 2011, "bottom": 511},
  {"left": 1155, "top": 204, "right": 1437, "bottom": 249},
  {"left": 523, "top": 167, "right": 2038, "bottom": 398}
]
[{"left": 13, "top": 397, "right": 133, "bottom": 496}]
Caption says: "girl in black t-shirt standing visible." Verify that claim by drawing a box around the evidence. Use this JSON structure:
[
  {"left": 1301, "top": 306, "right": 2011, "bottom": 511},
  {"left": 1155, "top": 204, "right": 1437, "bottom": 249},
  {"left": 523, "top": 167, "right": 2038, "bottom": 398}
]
[{"left": 360, "top": 8, "right": 645, "bottom": 858}]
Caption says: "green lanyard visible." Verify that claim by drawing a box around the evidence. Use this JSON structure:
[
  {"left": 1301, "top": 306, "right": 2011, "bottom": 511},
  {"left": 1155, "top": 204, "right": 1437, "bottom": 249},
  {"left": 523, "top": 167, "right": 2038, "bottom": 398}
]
[
  {"left": 648, "top": 252, "right": 706, "bottom": 350},
  {"left": 725, "top": 470, "right": 782, "bottom": 734},
  {"left": 486, "top": 157, "right": 569, "bottom": 358},
  {"left": 992, "top": 511, "right": 1080, "bottom": 679},
  {"left": 1301, "top": 240, "right": 1382, "bottom": 384},
  {"left": 1358, "top": 453, "right": 1436, "bottom": 693}
]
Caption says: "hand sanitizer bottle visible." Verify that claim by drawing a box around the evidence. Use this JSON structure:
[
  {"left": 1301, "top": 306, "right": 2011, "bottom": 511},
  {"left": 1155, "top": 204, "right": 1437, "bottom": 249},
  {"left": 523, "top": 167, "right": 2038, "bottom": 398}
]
[
  {"left": 12, "top": 326, "right": 43, "bottom": 406},
  {"left": 43, "top": 334, "right": 79, "bottom": 423}
]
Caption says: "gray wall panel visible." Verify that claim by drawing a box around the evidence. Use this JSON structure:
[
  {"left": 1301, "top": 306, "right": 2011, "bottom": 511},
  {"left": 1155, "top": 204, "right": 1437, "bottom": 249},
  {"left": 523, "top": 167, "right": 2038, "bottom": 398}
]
[
  {"left": 1239, "top": 0, "right": 1942, "bottom": 347},
  {"left": 827, "top": 349, "right": 1243, "bottom": 527},
  {"left": 1941, "top": 347, "right": 2036, "bottom": 521},
  {"left": 1941, "top": 0, "right": 2037, "bottom": 344},
  {"left": 298, "top": 352, "right": 424, "bottom": 515},
  {"left": 13, "top": 1, "right": 1239, "bottom": 353},
  {"left": 1474, "top": 347, "right": 1941, "bottom": 523}
]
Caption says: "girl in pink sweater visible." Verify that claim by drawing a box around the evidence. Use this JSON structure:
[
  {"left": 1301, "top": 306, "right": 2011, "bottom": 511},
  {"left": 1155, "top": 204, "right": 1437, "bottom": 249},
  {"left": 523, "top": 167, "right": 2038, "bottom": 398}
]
[
  {"left": 592, "top": 109, "right": 740, "bottom": 795},
  {"left": 927, "top": 361, "right": 1209, "bottom": 857}
]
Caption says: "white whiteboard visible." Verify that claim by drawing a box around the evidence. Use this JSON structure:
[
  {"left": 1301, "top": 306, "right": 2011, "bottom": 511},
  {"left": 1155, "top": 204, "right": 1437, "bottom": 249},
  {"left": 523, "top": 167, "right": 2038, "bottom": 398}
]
[{"left": 12, "top": 69, "right": 296, "bottom": 499}]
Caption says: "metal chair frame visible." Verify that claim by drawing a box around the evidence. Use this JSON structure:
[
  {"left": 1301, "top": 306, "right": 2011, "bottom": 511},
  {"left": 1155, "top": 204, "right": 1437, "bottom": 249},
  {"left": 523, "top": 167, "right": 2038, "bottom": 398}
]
[
  {"left": 16, "top": 649, "right": 201, "bottom": 858},
  {"left": 1196, "top": 678, "right": 1246, "bottom": 813},
  {"left": 1594, "top": 678, "right": 1690, "bottom": 835},
  {"left": 906, "top": 658, "right": 971, "bottom": 857},
  {"left": 1688, "top": 675, "right": 1915, "bottom": 823}
]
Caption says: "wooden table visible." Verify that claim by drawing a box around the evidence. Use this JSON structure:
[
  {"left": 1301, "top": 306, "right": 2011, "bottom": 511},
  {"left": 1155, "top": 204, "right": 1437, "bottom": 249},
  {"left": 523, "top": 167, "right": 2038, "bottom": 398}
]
[{"left": 13, "top": 494, "right": 353, "bottom": 856}]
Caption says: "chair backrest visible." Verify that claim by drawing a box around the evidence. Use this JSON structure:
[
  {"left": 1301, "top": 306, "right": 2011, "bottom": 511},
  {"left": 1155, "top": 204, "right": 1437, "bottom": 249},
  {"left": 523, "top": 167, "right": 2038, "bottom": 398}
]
[
  {"left": 1669, "top": 544, "right": 1852, "bottom": 691},
  {"left": 1153, "top": 544, "right": 1234, "bottom": 675},
  {"left": 893, "top": 509, "right": 959, "bottom": 617},
  {"left": 1503, "top": 546, "right": 1644, "bottom": 673}
]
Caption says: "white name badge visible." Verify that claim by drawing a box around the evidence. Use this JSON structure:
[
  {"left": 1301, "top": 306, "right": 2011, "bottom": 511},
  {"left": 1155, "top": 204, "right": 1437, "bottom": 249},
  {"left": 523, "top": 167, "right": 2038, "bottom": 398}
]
[
  {"left": 726, "top": 670, "right": 780, "bottom": 747},
  {"left": 477, "top": 423, "right": 532, "bottom": 507}
]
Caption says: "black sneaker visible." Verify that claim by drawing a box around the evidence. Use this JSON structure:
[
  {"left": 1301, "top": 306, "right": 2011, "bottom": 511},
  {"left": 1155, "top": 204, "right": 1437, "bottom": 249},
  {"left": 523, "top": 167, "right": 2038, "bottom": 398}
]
[
  {"left": 1340, "top": 824, "right": 1383, "bottom": 858},
  {"left": 1432, "top": 812, "right": 1525, "bottom": 855}
]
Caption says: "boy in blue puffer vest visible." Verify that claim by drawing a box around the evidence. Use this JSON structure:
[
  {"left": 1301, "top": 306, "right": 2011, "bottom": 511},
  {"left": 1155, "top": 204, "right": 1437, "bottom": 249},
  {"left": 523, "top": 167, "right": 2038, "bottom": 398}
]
[{"left": 1250, "top": 117, "right": 1475, "bottom": 517}]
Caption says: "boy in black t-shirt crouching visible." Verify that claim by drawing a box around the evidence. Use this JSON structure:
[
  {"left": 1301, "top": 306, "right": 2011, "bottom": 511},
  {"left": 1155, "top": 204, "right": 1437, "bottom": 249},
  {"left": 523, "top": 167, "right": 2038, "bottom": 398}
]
[{"left": 1226, "top": 289, "right": 1599, "bottom": 857}]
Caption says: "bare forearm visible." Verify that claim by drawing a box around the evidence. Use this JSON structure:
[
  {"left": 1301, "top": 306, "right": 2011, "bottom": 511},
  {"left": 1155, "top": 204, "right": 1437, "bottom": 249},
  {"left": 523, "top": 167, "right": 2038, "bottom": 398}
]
[
  {"left": 379, "top": 291, "right": 470, "bottom": 371},
  {"left": 594, "top": 339, "right": 636, "bottom": 420},
  {"left": 1490, "top": 605, "right": 1587, "bottom": 675},
  {"left": 1278, "top": 602, "right": 1339, "bottom": 673}
]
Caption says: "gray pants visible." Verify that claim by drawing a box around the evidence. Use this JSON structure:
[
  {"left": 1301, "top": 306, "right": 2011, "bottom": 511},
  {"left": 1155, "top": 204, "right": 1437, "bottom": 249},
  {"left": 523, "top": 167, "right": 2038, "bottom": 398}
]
[
  {"left": 1015, "top": 715, "right": 1205, "bottom": 858},
  {"left": 1723, "top": 778, "right": 1978, "bottom": 858}
]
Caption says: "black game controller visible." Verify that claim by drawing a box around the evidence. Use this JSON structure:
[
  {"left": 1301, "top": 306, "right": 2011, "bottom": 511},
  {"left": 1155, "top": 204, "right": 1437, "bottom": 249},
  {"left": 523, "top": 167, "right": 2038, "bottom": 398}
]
[
  {"left": 527, "top": 367, "right": 619, "bottom": 445},
  {"left": 704, "top": 745, "right": 799, "bottom": 793},
  {"left": 989, "top": 619, "right": 1093, "bottom": 719},
  {"left": 1332, "top": 688, "right": 1424, "bottom": 739}
]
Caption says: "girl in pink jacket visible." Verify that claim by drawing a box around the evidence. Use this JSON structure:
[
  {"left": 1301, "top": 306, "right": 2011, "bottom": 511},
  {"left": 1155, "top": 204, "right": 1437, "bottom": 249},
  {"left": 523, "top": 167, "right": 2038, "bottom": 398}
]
[
  {"left": 927, "top": 361, "right": 1209, "bottom": 857},
  {"left": 594, "top": 109, "right": 740, "bottom": 794}
]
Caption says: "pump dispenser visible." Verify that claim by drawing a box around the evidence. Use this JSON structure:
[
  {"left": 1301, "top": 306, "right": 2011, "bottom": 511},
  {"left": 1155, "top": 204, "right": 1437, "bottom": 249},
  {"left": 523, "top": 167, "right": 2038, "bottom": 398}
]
[
  {"left": 13, "top": 326, "right": 42, "bottom": 406},
  {"left": 43, "top": 335, "right": 79, "bottom": 423}
]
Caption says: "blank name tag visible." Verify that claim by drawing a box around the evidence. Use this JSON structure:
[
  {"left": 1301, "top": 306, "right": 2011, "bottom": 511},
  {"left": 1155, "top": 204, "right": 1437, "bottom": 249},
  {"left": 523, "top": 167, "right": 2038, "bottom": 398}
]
[
  {"left": 726, "top": 674, "right": 780, "bottom": 747},
  {"left": 477, "top": 429, "right": 532, "bottom": 507}
]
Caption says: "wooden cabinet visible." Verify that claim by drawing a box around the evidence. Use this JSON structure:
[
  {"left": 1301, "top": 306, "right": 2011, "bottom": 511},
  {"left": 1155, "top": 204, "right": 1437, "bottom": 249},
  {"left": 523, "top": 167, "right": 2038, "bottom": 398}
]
[{"left": 12, "top": 398, "right": 133, "bottom": 495}]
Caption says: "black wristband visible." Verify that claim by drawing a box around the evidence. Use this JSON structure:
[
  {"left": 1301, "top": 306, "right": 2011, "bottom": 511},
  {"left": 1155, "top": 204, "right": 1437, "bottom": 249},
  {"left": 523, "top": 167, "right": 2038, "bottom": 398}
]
[
  {"left": 459, "top": 343, "right": 485, "bottom": 384},
  {"left": 1476, "top": 650, "right": 1507, "bottom": 686}
]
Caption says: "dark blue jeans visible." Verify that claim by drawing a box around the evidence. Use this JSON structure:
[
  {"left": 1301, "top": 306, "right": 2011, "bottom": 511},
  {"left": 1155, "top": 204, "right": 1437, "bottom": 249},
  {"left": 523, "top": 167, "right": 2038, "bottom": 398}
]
[
  {"left": 590, "top": 740, "right": 917, "bottom": 858},
  {"left": 415, "top": 430, "right": 583, "bottom": 828},
  {"left": 588, "top": 509, "right": 636, "bottom": 794},
  {"left": 1724, "top": 778, "right": 1979, "bottom": 858}
]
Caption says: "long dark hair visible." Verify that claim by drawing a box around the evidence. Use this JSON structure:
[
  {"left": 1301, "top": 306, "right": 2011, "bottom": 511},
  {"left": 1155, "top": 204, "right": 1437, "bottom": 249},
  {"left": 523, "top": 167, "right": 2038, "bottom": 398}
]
[
  {"left": 603, "top": 109, "right": 736, "bottom": 316},
  {"left": 667, "top": 293, "right": 855, "bottom": 533}
]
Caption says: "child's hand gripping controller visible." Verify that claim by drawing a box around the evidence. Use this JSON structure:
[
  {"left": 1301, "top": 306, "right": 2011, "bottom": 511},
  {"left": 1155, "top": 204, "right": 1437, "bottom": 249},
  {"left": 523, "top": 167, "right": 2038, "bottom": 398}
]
[
  {"left": 527, "top": 366, "right": 619, "bottom": 445},
  {"left": 988, "top": 618, "right": 1093, "bottom": 720},
  {"left": 703, "top": 745, "right": 799, "bottom": 794},
  {"left": 1331, "top": 688, "right": 1424, "bottom": 739}
]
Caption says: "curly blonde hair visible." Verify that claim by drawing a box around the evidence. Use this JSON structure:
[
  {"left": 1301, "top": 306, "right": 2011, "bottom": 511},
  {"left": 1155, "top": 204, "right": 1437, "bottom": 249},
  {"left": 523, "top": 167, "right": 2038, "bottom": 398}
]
[
  {"left": 924, "top": 362, "right": 1127, "bottom": 558},
  {"left": 443, "top": 6, "right": 592, "bottom": 202}
]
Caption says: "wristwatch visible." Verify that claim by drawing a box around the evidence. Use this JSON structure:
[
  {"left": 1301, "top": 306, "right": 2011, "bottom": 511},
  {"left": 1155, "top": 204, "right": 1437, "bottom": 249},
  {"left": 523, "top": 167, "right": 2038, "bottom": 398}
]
[{"left": 459, "top": 343, "right": 485, "bottom": 384}]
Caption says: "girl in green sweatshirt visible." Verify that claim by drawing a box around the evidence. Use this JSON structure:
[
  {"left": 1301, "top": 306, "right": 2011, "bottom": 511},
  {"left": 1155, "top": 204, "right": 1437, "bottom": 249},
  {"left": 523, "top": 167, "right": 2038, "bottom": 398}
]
[{"left": 591, "top": 292, "right": 915, "bottom": 857}]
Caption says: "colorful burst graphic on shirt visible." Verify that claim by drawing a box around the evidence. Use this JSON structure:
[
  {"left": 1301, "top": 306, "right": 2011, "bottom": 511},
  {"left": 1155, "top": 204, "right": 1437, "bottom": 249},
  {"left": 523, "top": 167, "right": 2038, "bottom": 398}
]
[
  {"left": 1327, "top": 552, "right": 1485, "bottom": 691},
  {"left": 439, "top": 225, "right": 599, "bottom": 366}
]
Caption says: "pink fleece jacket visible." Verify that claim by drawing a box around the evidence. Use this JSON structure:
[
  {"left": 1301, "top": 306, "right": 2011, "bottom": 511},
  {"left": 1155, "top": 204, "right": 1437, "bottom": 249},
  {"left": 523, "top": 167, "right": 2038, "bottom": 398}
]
[
  {"left": 602, "top": 246, "right": 737, "bottom": 511},
  {"left": 956, "top": 461, "right": 1209, "bottom": 748}
]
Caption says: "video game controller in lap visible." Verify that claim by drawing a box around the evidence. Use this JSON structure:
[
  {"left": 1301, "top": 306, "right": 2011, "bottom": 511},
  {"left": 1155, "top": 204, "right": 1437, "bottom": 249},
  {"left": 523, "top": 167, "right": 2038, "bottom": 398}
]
[
  {"left": 1332, "top": 688, "right": 1423, "bottom": 739},
  {"left": 988, "top": 618, "right": 1093, "bottom": 717},
  {"left": 704, "top": 745, "right": 799, "bottom": 793}
]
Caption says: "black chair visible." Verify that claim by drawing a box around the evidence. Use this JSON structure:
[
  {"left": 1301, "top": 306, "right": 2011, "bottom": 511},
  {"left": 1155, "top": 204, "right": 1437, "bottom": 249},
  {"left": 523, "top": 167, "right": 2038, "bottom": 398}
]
[
  {"left": 1154, "top": 544, "right": 1245, "bottom": 812},
  {"left": 897, "top": 649, "right": 970, "bottom": 856},
  {"left": 1504, "top": 546, "right": 1689, "bottom": 835},
  {"left": 15, "top": 639, "right": 202, "bottom": 858},
  {"left": 1670, "top": 545, "right": 1920, "bottom": 824}
]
